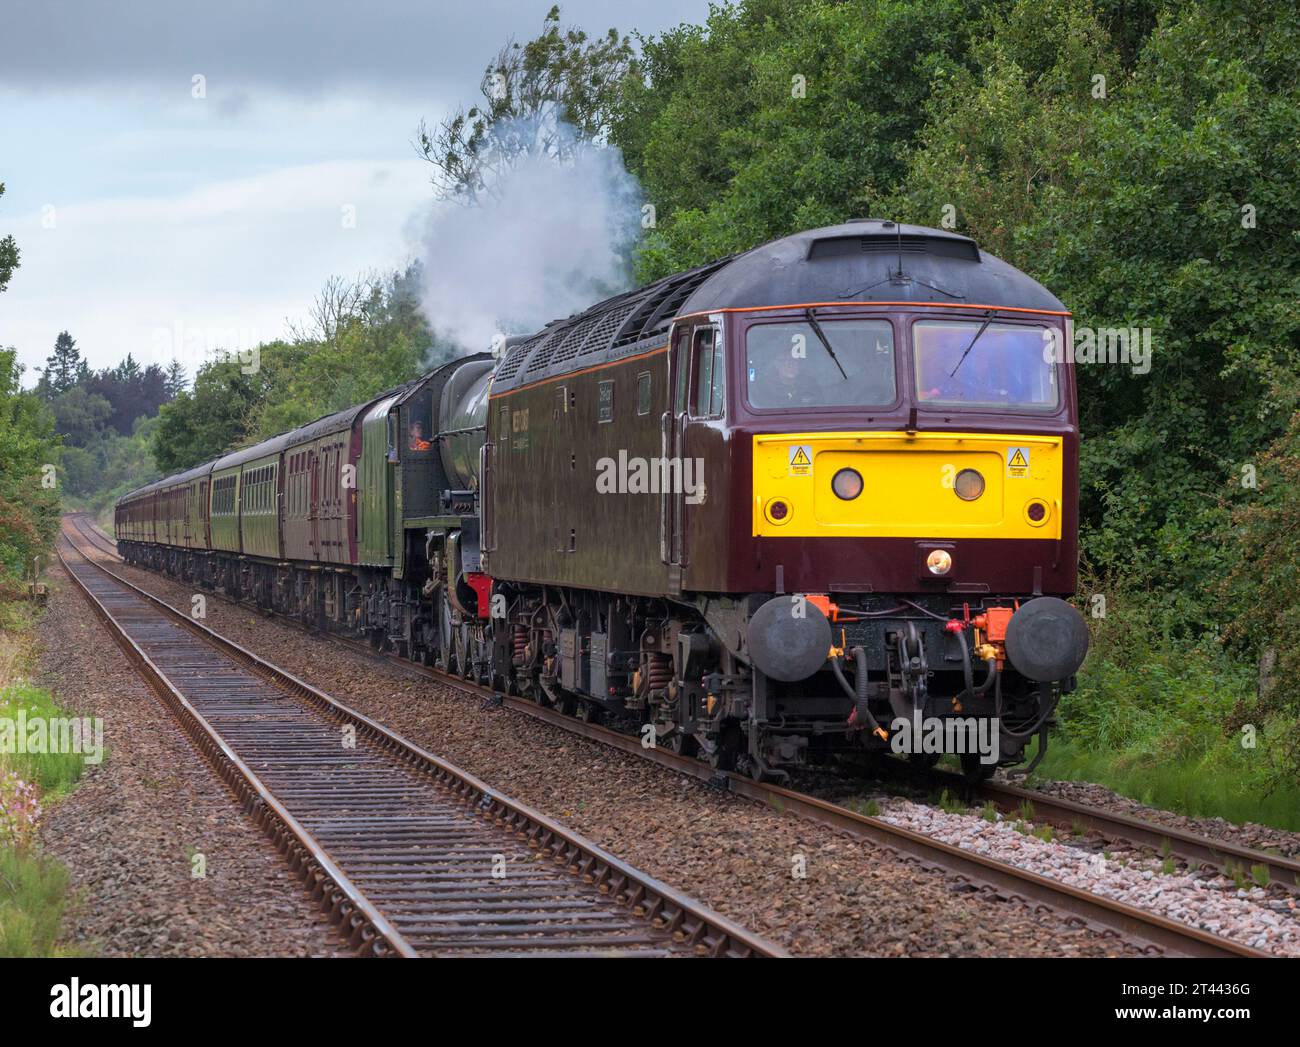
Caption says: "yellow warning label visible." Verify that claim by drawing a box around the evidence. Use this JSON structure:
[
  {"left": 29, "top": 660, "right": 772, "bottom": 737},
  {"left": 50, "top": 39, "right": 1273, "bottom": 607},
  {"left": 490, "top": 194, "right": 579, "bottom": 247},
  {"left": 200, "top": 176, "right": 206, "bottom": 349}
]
[
  {"left": 789, "top": 444, "right": 813, "bottom": 476},
  {"left": 1007, "top": 446, "right": 1030, "bottom": 478}
]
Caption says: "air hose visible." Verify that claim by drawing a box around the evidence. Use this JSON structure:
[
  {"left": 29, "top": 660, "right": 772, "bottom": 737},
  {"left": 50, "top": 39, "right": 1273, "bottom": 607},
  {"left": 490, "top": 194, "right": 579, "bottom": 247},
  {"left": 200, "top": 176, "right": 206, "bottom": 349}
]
[{"left": 833, "top": 648, "right": 888, "bottom": 741}]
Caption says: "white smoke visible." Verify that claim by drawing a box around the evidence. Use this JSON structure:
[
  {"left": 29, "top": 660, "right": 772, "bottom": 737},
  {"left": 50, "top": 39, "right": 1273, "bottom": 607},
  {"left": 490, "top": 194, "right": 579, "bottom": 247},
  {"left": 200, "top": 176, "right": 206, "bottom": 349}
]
[{"left": 413, "top": 119, "right": 645, "bottom": 354}]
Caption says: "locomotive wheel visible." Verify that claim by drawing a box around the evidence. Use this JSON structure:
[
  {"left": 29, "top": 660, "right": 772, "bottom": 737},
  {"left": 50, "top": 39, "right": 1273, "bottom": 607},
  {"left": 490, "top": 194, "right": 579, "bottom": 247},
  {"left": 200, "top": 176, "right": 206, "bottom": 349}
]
[
  {"left": 437, "top": 587, "right": 454, "bottom": 673},
  {"left": 961, "top": 752, "right": 996, "bottom": 784}
]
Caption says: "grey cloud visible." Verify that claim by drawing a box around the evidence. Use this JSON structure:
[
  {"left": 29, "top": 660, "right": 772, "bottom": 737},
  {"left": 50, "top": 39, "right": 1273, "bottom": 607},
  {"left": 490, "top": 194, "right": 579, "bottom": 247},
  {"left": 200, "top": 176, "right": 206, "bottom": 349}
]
[{"left": 1, "top": 0, "right": 708, "bottom": 95}]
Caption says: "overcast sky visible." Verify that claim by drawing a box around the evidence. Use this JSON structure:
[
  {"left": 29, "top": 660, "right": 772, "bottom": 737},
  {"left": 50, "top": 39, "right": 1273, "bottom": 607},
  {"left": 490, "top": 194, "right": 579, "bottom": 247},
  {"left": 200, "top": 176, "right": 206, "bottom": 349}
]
[{"left": 0, "top": 0, "right": 710, "bottom": 383}]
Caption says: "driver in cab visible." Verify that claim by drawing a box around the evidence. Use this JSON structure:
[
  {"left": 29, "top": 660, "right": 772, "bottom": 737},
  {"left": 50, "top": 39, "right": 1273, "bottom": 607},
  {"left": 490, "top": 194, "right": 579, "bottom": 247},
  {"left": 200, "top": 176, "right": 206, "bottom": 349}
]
[
  {"left": 408, "top": 421, "right": 432, "bottom": 451},
  {"left": 752, "top": 352, "right": 828, "bottom": 407}
]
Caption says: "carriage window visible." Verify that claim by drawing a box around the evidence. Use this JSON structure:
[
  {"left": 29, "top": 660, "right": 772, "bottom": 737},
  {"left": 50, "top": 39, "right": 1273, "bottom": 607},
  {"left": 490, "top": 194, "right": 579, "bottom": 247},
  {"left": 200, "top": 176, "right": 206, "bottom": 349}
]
[
  {"left": 636, "top": 372, "right": 652, "bottom": 416},
  {"left": 746, "top": 318, "right": 896, "bottom": 409},
  {"left": 913, "top": 320, "right": 1058, "bottom": 410},
  {"left": 692, "top": 328, "right": 724, "bottom": 417}
]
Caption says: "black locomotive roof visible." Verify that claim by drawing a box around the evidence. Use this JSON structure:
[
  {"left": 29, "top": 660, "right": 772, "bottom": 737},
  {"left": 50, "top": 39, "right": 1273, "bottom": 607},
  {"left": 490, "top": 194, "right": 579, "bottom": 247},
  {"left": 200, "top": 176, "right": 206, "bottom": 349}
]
[
  {"left": 490, "top": 220, "right": 1067, "bottom": 393},
  {"left": 679, "top": 219, "right": 1066, "bottom": 315}
]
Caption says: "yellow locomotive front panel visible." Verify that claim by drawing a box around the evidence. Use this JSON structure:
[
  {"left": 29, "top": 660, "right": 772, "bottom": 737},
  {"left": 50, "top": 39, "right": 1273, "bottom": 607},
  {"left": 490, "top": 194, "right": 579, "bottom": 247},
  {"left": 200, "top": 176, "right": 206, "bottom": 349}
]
[{"left": 752, "top": 431, "right": 1063, "bottom": 540}]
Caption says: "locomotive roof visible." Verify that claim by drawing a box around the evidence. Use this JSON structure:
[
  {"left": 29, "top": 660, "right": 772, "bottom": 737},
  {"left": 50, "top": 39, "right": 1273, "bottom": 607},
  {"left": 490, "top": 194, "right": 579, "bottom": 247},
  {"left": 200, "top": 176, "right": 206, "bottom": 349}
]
[
  {"left": 678, "top": 219, "right": 1067, "bottom": 315},
  {"left": 490, "top": 220, "right": 1066, "bottom": 392}
]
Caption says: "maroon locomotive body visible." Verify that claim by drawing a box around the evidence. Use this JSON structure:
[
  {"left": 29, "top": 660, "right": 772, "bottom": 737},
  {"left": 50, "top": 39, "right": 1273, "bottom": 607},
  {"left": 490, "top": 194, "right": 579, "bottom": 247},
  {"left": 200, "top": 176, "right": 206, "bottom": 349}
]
[{"left": 483, "top": 220, "right": 1086, "bottom": 780}]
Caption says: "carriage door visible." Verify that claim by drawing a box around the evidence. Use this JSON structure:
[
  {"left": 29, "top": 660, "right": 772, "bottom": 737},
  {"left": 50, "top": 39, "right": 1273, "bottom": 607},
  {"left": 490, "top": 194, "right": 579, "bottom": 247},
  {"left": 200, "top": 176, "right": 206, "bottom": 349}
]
[
  {"left": 663, "top": 326, "right": 690, "bottom": 580},
  {"left": 665, "top": 321, "right": 724, "bottom": 591},
  {"left": 309, "top": 448, "right": 321, "bottom": 560}
]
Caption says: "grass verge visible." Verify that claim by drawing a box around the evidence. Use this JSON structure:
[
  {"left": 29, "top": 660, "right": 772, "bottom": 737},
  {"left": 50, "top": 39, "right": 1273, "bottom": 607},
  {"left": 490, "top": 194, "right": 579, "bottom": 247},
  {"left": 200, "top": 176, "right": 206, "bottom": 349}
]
[
  {"left": 1036, "top": 587, "right": 1300, "bottom": 832},
  {"left": 1, "top": 593, "right": 90, "bottom": 957}
]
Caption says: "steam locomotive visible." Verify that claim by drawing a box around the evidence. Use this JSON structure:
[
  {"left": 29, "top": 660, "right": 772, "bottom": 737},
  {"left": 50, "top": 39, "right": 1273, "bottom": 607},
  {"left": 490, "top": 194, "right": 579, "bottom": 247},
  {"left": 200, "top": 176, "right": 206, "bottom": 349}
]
[{"left": 117, "top": 220, "right": 1089, "bottom": 783}]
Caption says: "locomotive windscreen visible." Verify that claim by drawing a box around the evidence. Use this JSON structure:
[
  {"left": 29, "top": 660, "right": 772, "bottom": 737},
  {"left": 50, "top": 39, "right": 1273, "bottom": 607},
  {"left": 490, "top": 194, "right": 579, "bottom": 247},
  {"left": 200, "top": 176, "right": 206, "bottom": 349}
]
[
  {"left": 914, "top": 320, "right": 1059, "bottom": 409},
  {"left": 745, "top": 319, "right": 896, "bottom": 409}
]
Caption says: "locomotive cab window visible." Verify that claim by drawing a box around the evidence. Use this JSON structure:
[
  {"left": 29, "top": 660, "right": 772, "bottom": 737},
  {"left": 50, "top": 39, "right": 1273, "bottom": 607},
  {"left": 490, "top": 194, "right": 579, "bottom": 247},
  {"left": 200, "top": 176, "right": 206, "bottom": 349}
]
[
  {"left": 407, "top": 392, "right": 433, "bottom": 453},
  {"left": 746, "top": 318, "right": 895, "bottom": 409},
  {"left": 692, "top": 327, "right": 724, "bottom": 418},
  {"left": 913, "top": 320, "right": 1059, "bottom": 410},
  {"left": 672, "top": 328, "right": 689, "bottom": 415}
]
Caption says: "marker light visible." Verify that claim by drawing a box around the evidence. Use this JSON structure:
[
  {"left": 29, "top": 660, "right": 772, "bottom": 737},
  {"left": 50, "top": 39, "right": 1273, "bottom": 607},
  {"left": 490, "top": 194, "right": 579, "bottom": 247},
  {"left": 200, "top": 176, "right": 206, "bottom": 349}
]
[
  {"left": 832, "top": 468, "right": 864, "bottom": 501},
  {"left": 926, "top": 549, "right": 953, "bottom": 576},
  {"left": 954, "top": 469, "right": 985, "bottom": 501},
  {"left": 765, "top": 498, "right": 792, "bottom": 525},
  {"left": 1025, "top": 499, "right": 1050, "bottom": 526}
]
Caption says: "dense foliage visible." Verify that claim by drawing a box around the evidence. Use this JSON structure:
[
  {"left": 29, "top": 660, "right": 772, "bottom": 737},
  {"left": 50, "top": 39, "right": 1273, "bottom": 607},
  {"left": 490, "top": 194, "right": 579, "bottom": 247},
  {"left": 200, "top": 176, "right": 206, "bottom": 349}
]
[
  {"left": 0, "top": 349, "right": 60, "bottom": 607},
  {"left": 27, "top": 334, "right": 176, "bottom": 514}
]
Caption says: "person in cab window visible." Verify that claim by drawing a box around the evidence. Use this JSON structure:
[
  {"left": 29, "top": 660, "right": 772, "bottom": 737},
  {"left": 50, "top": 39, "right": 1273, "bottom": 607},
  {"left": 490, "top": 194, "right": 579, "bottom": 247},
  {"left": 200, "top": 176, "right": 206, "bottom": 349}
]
[
  {"left": 408, "top": 421, "right": 431, "bottom": 451},
  {"left": 764, "top": 354, "right": 825, "bottom": 406}
]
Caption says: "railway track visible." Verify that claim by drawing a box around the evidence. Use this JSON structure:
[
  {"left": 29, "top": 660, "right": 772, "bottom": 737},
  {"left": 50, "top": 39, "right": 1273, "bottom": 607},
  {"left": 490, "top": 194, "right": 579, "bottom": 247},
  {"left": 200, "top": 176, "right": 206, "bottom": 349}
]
[
  {"left": 55, "top": 521, "right": 784, "bottom": 958},
  {"left": 67, "top": 515, "right": 1276, "bottom": 957}
]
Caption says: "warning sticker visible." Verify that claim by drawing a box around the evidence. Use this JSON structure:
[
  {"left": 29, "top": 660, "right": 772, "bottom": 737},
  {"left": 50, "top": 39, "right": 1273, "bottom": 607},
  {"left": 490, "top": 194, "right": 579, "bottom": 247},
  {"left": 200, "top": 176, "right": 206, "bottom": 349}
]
[
  {"left": 789, "top": 445, "right": 813, "bottom": 476},
  {"left": 1006, "top": 446, "right": 1030, "bottom": 478}
]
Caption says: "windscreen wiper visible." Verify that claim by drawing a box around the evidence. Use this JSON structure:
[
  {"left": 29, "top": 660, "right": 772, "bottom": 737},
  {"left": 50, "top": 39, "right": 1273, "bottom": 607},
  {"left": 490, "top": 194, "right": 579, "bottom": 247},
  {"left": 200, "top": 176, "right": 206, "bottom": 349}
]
[
  {"left": 805, "top": 308, "right": 848, "bottom": 380},
  {"left": 949, "top": 311, "right": 995, "bottom": 378}
]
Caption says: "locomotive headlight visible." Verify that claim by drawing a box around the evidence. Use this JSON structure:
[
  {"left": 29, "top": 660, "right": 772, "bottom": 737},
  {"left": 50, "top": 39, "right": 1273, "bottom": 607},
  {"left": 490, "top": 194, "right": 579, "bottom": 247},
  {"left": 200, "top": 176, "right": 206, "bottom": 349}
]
[
  {"left": 954, "top": 468, "right": 985, "bottom": 501},
  {"left": 926, "top": 549, "right": 953, "bottom": 576},
  {"left": 831, "top": 468, "right": 863, "bottom": 501},
  {"left": 1024, "top": 499, "right": 1051, "bottom": 526}
]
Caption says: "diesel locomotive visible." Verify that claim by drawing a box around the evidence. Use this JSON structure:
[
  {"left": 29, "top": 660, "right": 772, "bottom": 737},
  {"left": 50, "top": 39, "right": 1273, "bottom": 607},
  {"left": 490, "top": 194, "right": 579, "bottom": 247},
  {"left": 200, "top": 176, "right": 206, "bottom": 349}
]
[{"left": 116, "top": 219, "right": 1089, "bottom": 783}]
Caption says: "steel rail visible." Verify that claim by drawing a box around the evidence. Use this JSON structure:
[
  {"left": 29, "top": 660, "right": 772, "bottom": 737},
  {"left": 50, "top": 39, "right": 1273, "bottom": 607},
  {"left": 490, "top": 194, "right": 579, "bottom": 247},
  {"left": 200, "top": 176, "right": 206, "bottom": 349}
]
[
  {"left": 74, "top": 517, "right": 1274, "bottom": 957},
  {"left": 56, "top": 527, "right": 785, "bottom": 958}
]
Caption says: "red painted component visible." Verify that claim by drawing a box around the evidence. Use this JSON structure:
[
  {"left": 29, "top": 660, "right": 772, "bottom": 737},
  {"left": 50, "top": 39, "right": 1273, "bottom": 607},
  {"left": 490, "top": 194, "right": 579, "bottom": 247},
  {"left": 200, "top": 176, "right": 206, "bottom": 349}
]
[
  {"left": 465, "top": 572, "right": 493, "bottom": 619},
  {"left": 944, "top": 619, "right": 965, "bottom": 633},
  {"left": 985, "top": 606, "right": 1014, "bottom": 642},
  {"left": 805, "top": 593, "right": 839, "bottom": 621}
]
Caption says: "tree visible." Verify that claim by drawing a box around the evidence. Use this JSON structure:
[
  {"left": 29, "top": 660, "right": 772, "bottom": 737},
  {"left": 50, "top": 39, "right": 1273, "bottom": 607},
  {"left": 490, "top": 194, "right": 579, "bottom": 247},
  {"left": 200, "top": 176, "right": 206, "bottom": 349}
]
[
  {"left": 611, "top": 0, "right": 992, "bottom": 280},
  {"left": 0, "top": 348, "right": 59, "bottom": 600},
  {"left": 164, "top": 360, "right": 186, "bottom": 398},
  {"left": 50, "top": 385, "right": 112, "bottom": 446},
  {"left": 38, "top": 331, "right": 83, "bottom": 397},
  {"left": 415, "top": 5, "right": 635, "bottom": 200},
  {"left": 152, "top": 355, "right": 272, "bottom": 473},
  {"left": 0, "top": 181, "right": 18, "bottom": 295}
]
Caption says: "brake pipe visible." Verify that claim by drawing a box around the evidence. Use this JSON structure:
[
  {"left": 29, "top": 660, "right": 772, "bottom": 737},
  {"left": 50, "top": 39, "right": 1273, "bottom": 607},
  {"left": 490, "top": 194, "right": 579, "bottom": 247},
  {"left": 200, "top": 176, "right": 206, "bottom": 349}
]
[{"left": 832, "top": 649, "right": 888, "bottom": 741}]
